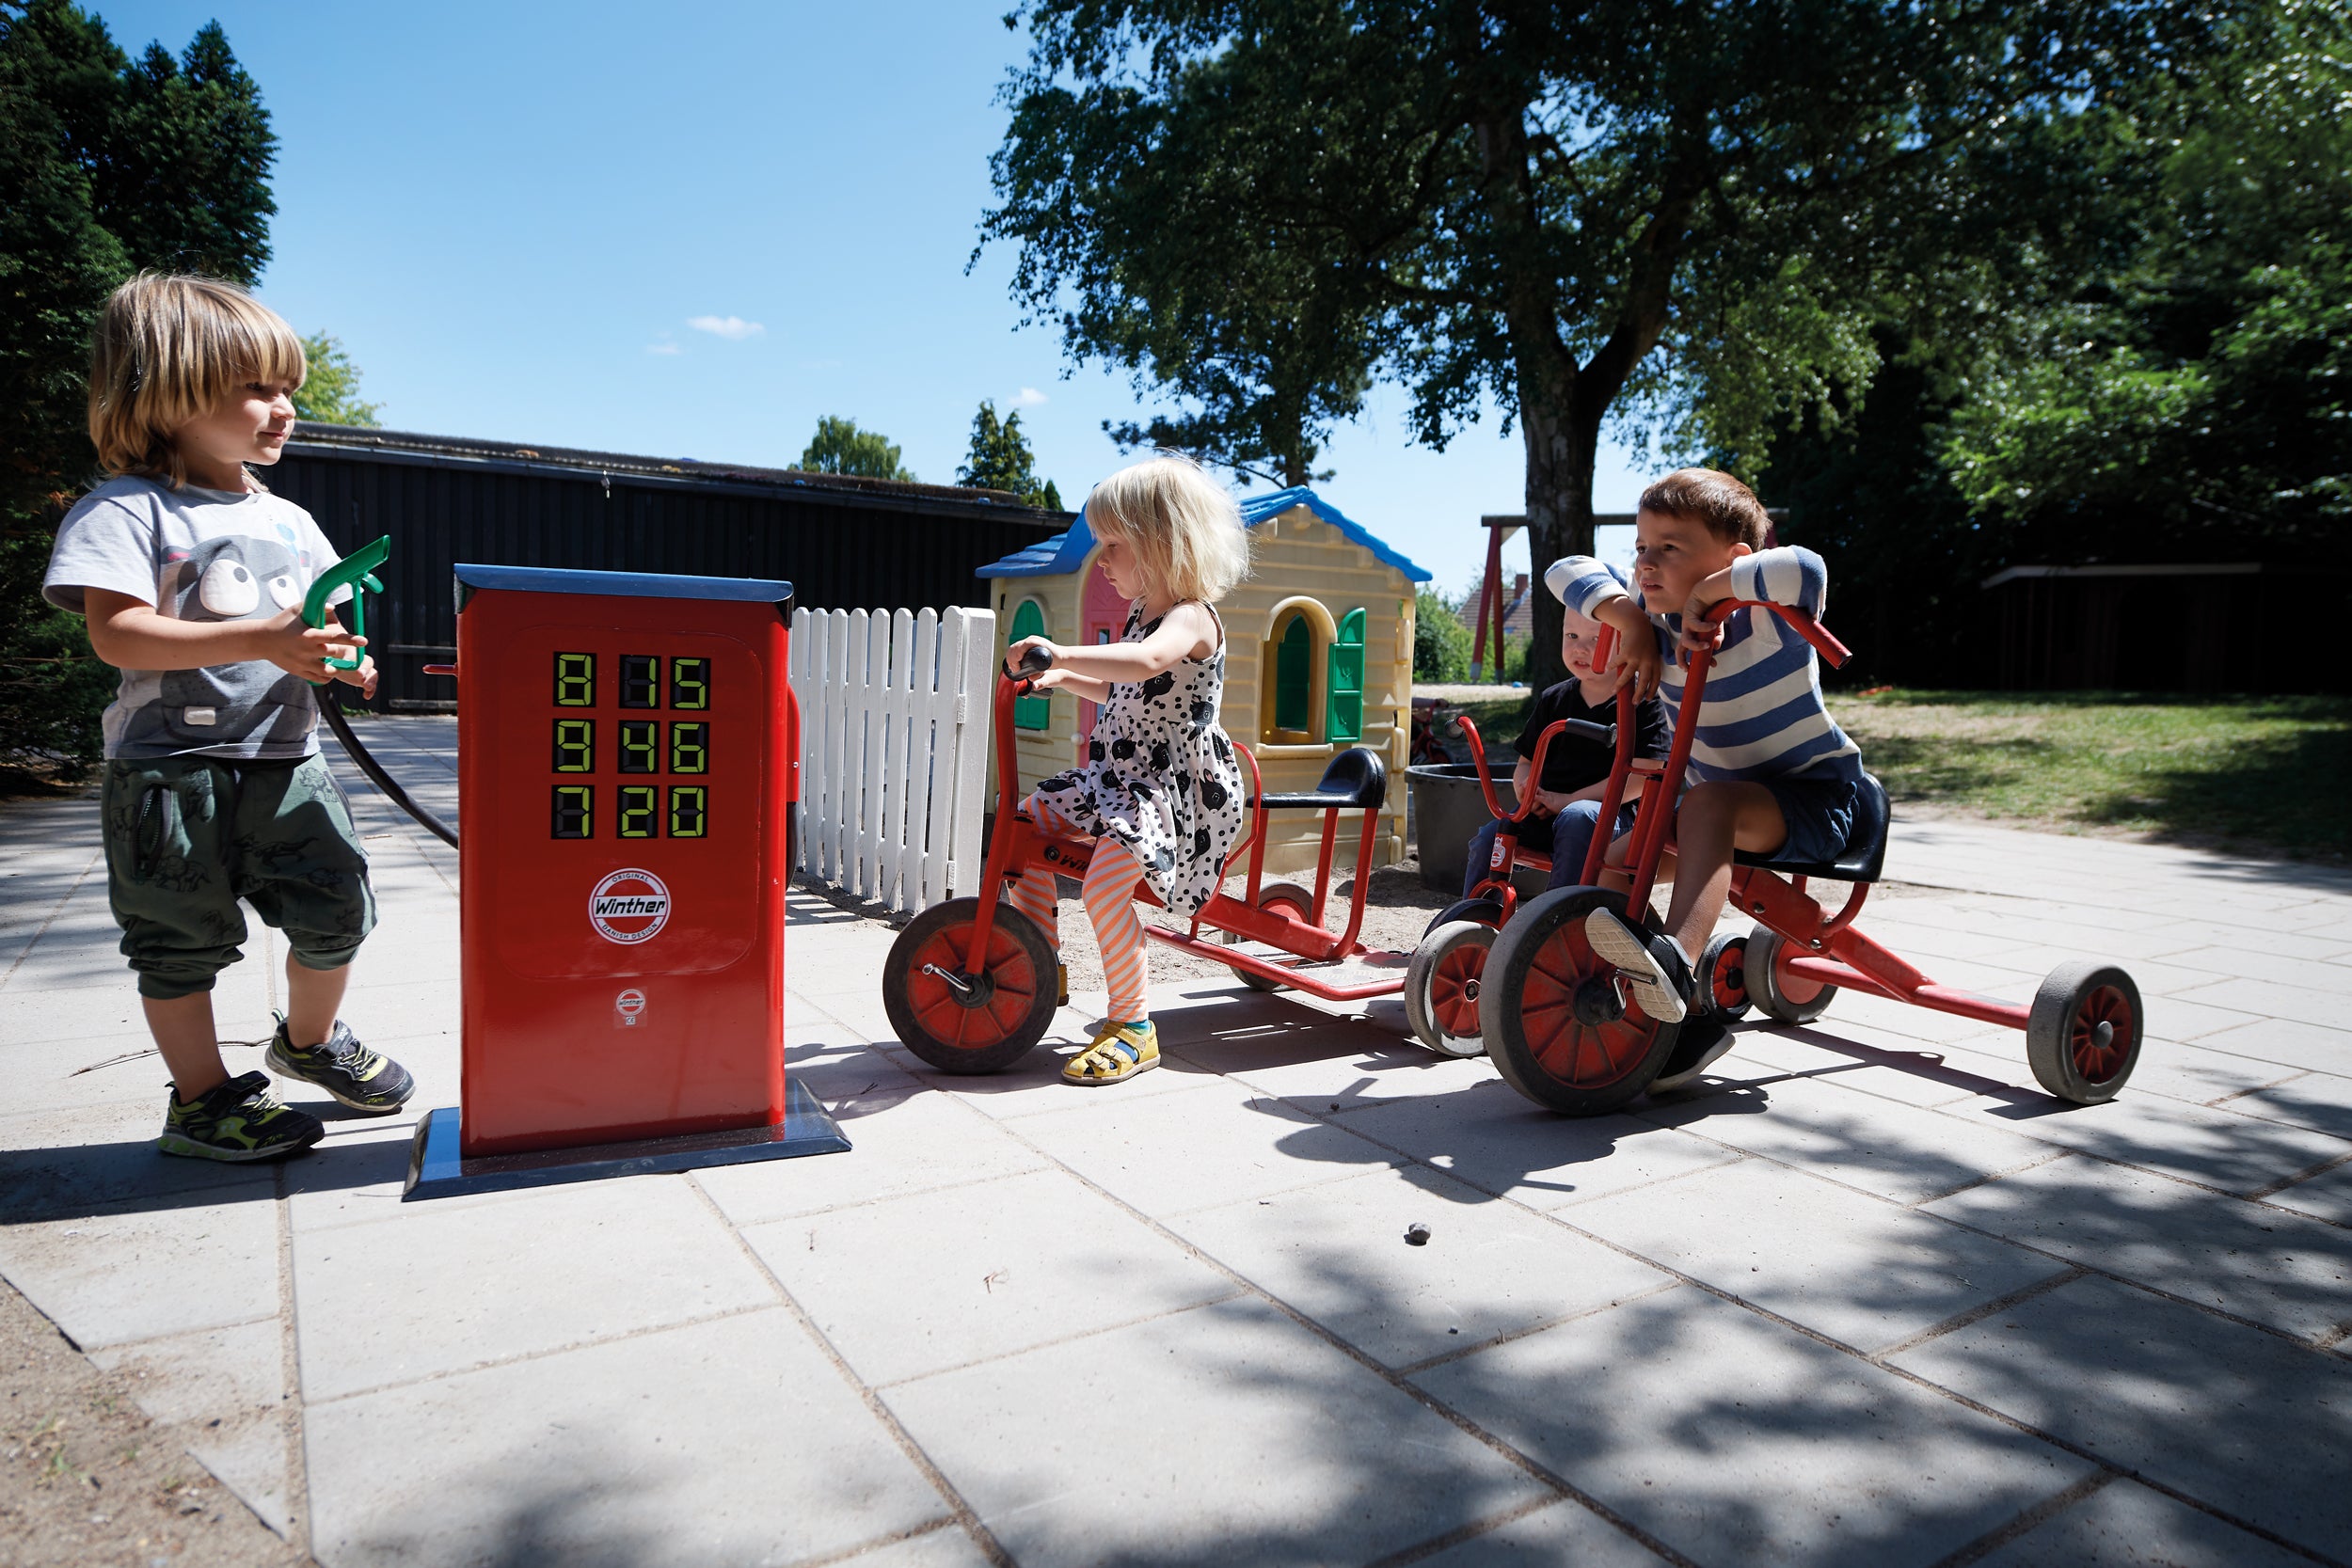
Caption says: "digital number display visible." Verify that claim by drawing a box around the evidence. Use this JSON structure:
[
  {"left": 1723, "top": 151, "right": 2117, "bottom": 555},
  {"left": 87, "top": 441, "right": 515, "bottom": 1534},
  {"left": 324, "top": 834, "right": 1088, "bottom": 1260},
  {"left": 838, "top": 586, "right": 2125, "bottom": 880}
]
[
  {"left": 555, "top": 652, "right": 596, "bottom": 706},
  {"left": 552, "top": 719, "right": 594, "bottom": 773},
  {"left": 617, "top": 784, "right": 659, "bottom": 839},
  {"left": 619, "top": 655, "right": 660, "bottom": 708},
  {"left": 547, "top": 652, "right": 726, "bottom": 840},
  {"left": 551, "top": 784, "right": 593, "bottom": 838},
  {"left": 617, "top": 720, "right": 658, "bottom": 774}
]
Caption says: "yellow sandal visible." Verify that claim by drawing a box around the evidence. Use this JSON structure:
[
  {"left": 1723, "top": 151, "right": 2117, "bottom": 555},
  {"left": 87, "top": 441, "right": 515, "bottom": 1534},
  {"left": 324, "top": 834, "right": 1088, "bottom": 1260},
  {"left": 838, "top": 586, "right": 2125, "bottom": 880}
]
[{"left": 1063, "top": 1021, "right": 1158, "bottom": 1086}]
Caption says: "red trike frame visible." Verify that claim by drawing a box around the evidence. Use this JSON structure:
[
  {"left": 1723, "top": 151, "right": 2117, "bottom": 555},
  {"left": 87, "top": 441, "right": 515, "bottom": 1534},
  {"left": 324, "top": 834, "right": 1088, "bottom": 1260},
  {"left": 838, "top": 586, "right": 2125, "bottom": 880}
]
[{"left": 952, "top": 664, "right": 1406, "bottom": 1003}]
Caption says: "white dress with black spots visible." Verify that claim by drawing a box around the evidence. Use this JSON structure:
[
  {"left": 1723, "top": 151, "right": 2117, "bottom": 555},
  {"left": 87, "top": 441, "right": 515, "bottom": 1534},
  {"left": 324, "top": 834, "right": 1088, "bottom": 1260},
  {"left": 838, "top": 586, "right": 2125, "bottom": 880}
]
[{"left": 1030, "top": 600, "right": 1246, "bottom": 918}]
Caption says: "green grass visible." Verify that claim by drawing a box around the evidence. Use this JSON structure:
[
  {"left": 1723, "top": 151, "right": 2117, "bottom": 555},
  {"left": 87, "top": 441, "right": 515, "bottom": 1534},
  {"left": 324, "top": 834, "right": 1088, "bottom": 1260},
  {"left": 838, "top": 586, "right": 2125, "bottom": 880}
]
[{"left": 1830, "top": 690, "right": 2352, "bottom": 859}]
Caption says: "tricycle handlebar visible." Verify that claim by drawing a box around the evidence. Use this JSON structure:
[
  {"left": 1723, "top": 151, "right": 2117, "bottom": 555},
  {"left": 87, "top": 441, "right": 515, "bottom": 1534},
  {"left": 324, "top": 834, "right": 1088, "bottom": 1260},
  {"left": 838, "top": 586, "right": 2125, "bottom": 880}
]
[
  {"left": 1008, "top": 644, "right": 1054, "bottom": 678},
  {"left": 1591, "top": 596, "right": 1850, "bottom": 677}
]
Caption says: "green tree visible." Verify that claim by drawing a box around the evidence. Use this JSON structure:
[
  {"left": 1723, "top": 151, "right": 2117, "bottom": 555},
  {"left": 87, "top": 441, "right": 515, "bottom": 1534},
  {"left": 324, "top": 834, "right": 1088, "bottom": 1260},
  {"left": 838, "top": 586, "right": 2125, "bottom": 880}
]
[
  {"left": 799, "top": 415, "right": 914, "bottom": 483},
  {"left": 0, "top": 2, "right": 277, "bottom": 784},
  {"left": 957, "top": 400, "right": 1063, "bottom": 509},
  {"left": 1412, "top": 588, "right": 1471, "bottom": 682},
  {"left": 294, "top": 332, "right": 381, "bottom": 427},
  {"left": 984, "top": 0, "right": 2212, "bottom": 689}
]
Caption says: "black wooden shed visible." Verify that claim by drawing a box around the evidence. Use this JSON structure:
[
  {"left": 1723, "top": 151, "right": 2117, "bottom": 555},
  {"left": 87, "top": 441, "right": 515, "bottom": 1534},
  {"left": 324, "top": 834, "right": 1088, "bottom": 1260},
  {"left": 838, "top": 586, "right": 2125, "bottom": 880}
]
[{"left": 267, "top": 422, "right": 1068, "bottom": 710}]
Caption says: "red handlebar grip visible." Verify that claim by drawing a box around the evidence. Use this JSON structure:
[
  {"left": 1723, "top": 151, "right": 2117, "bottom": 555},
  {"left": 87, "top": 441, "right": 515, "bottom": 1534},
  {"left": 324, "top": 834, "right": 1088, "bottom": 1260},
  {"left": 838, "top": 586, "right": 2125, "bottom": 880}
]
[
  {"left": 1593, "top": 623, "right": 1618, "bottom": 676},
  {"left": 421, "top": 663, "right": 457, "bottom": 677}
]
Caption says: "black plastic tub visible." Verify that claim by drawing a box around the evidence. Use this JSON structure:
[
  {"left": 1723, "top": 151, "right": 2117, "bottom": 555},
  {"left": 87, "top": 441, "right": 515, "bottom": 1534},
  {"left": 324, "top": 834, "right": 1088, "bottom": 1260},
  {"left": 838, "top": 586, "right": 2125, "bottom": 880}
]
[{"left": 1406, "top": 763, "right": 1517, "bottom": 893}]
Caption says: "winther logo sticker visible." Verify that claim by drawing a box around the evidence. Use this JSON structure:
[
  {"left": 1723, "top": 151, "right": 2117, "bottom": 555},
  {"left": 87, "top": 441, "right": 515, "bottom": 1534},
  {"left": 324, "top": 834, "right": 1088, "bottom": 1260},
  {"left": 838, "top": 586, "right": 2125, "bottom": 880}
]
[{"left": 589, "top": 869, "right": 672, "bottom": 944}]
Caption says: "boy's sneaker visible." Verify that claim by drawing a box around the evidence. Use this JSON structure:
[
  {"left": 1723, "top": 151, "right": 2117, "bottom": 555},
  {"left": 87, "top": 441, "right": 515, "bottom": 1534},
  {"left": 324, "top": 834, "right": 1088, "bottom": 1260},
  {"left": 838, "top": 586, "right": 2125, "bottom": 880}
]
[
  {"left": 1582, "top": 909, "right": 1692, "bottom": 1024},
  {"left": 266, "top": 1017, "right": 414, "bottom": 1114},
  {"left": 1650, "top": 1016, "right": 1737, "bottom": 1094},
  {"left": 158, "top": 1071, "right": 324, "bottom": 1162}
]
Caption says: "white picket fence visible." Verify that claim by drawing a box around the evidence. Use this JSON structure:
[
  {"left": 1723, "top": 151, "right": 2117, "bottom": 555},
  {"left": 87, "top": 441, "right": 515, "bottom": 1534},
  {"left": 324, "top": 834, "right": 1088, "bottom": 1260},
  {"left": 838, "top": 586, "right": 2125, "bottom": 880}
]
[{"left": 790, "top": 606, "right": 995, "bottom": 915}]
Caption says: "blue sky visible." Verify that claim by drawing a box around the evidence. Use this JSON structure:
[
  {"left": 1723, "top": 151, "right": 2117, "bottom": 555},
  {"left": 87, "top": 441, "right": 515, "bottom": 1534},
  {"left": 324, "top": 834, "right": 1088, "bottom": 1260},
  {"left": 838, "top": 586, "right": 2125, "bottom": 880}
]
[{"left": 94, "top": 0, "right": 1649, "bottom": 594}]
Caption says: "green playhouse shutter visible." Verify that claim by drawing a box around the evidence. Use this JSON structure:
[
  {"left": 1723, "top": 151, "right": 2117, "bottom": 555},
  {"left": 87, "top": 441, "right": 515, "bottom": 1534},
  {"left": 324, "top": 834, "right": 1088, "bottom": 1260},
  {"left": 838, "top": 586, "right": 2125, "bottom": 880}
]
[
  {"left": 1009, "top": 600, "right": 1051, "bottom": 731},
  {"left": 1327, "top": 607, "right": 1365, "bottom": 741},
  {"left": 1274, "top": 615, "right": 1311, "bottom": 733}
]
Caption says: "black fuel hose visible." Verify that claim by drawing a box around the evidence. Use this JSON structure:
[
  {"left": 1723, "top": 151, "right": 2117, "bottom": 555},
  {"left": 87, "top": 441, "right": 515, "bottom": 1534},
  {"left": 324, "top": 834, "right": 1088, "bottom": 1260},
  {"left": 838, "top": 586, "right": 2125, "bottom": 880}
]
[{"left": 320, "top": 690, "right": 459, "bottom": 848}]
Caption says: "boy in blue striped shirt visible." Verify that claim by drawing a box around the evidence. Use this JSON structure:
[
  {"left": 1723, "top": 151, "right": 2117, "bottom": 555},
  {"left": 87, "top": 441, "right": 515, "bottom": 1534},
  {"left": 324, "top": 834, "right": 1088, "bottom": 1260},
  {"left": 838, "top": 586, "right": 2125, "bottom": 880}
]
[{"left": 1545, "top": 468, "right": 1874, "bottom": 1086}]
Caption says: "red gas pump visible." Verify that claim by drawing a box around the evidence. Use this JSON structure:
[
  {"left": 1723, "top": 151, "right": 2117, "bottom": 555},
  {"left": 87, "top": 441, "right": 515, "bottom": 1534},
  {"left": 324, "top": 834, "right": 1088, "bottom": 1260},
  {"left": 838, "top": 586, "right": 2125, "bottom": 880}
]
[{"left": 402, "top": 563, "right": 845, "bottom": 1199}]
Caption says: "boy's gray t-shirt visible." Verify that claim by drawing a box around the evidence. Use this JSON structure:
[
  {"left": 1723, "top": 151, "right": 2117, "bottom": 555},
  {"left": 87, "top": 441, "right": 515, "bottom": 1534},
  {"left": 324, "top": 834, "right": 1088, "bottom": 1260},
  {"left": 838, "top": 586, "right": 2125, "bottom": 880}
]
[{"left": 43, "top": 476, "right": 353, "bottom": 760}]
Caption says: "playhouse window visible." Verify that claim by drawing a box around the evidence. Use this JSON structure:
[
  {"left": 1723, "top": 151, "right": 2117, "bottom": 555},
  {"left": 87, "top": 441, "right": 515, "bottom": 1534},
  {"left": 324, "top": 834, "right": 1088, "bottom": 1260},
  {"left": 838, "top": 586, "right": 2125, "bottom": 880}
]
[
  {"left": 1261, "top": 597, "right": 1357, "bottom": 746},
  {"left": 1008, "top": 598, "right": 1051, "bottom": 731}
]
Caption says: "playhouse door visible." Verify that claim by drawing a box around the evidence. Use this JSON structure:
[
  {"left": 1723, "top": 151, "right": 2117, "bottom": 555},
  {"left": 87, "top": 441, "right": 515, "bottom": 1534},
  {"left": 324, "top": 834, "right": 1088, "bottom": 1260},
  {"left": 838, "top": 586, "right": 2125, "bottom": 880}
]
[{"left": 1078, "top": 556, "right": 1126, "bottom": 743}]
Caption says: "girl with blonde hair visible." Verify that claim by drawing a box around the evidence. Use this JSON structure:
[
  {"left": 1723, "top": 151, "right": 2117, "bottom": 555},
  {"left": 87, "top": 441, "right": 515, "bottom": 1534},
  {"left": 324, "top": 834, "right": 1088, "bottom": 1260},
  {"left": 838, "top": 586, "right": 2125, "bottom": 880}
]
[{"left": 1002, "top": 454, "right": 1251, "bottom": 1085}]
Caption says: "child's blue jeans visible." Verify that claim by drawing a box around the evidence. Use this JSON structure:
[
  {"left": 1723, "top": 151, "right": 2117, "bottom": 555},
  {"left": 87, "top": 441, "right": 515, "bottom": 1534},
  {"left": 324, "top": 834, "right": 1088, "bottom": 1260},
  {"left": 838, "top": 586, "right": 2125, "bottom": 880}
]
[{"left": 1461, "top": 800, "right": 1630, "bottom": 898}]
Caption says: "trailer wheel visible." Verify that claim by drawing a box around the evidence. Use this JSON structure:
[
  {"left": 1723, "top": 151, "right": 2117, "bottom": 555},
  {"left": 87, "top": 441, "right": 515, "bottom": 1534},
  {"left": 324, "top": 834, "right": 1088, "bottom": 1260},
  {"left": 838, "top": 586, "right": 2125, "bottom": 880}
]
[
  {"left": 883, "top": 897, "right": 1058, "bottom": 1073},
  {"left": 2027, "top": 962, "right": 2142, "bottom": 1104},
  {"left": 1483, "top": 887, "right": 1681, "bottom": 1116},
  {"left": 1221, "top": 881, "right": 1316, "bottom": 991},
  {"left": 1744, "top": 927, "right": 1836, "bottom": 1024},
  {"left": 1422, "top": 896, "right": 1504, "bottom": 941},
  {"left": 1698, "top": 930, "right": 1753, "bottom": 1022},
  {"left": 1406, "top": 921, "right": 1498, "bottom": 1057}
]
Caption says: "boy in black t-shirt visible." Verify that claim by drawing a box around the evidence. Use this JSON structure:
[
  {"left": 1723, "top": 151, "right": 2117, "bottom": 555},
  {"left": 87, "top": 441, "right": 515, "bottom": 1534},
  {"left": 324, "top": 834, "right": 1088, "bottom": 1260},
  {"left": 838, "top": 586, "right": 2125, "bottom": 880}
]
[{"left": 1462, "top": 605, "right": 1670, "bottom": 897}]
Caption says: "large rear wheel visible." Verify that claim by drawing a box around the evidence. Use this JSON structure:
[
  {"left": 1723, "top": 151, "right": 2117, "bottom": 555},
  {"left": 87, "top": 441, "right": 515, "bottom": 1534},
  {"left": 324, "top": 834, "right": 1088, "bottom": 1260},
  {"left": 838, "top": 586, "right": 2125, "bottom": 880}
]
[
  {"left": 1483, "top": 887, "right": 1681, "bottom": 1116},
  {"left": 882, "top": 897, "right": 1058, "bottom": 1073},
  {"left": 1405, "top": 920, "right": 1498, "bottom": 1058},
  {"left": 2026, "top": 961, "right": 2142, "bottom": 1104}
]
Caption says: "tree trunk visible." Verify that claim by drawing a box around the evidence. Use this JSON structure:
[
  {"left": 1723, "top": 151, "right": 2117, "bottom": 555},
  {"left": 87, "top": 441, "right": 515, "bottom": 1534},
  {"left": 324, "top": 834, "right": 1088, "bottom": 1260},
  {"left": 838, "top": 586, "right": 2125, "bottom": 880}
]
[{"left": 1515, "top": 358, "right": 1597, "bottom": 693}]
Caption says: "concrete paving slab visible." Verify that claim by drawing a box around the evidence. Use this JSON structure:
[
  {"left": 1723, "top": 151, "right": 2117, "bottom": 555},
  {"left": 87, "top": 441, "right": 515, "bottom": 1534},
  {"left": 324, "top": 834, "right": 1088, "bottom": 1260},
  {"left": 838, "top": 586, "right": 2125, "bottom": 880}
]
[
  {"left": 698, "top": 1085, "right": 1050, "bottom": 1227},
  {"left": 1409, "top": 1499, "right": 1670, "bottom": 1567},
  {"left": 1944, "top": 1087, "right": 2350, "bottom": 1196},
  {"left": 749, "top": 1165, "right": 1233, "bottom": 1386},
  {"left": 2265, "top": 1159, "right": 2352, "bottom": 1228},
  {"left": 883, "top": 1294, "right": 1550, "bottom": 1568},
  {"left": 293, "top": 1175, "right": 776, "bottom": 1401},
  {"left": 87, "top": 1317, "right": 294, "bottom": 1533},
  {"left": 895, "top": 1023, "right": 1224, "bottom": 1119},
  {"left": 1634, "top": 1073, "right": 2060, "bottom": 1206},
  {"left": 1012, "top": 1077, "right": 1406, "bottom": 1217},
  {"left": 1924, "top": 1153, "right": 2352, "bottom": 1345},
  {"left": 1569, "top": 1159, "right": 2068, "bottom": 1354},
  {"left": 832, "top": 1525, "right": 997, "bottom": 1568},
  {"left": 2218, "top": 1069, "right": 2352, "bottom": 1143},
  {"left": 1415, "top": 1286, "right": 2090, "bottom": 1568},
  {"left": 1973, "top": 1478, "right": 2317, "bottom": 1568},
  {"left": 305, "top": 1308, "right": 948, "bottom": 1568},
  {"left": 2173, "top": 974, "right": 2352, "bottom": 1026},
  {"left": 2191, "top": 1016, "right": 2352, "bottom": 1078},
  {"left": 0, "top": 1189, "right": 279, "bottom": 1350},
  {"left": 1167, "top": 1162, "right": 1671, "bottom": 1370},
  {"left": 1888, "top": 1275, "right": 2352, "bottom": 1558},
  {"left": 1713, "top": 1024, "right": 1994, "bottom": 1108}
]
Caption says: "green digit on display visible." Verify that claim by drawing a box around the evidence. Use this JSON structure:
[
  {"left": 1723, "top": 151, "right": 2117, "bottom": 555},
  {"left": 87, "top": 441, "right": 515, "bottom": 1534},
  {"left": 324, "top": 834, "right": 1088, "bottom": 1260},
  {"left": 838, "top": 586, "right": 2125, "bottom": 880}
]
[
  {"left": 552, "top": 718, "right": 594, "bottom": 773},
  {"left": 616, "top": 784, "right": 658, "bottom": 840},
  {"left": 671, "top": 657, "right": 709, "bottom": 710},
  {"left": 619, "top": 655, "right": 659, "bottom": 709},
  {"left": 554, "top": 652, "right": 595, "bottom": 706},
  {"left": 668, "top": 785, "right": 707, "bottom": 838},
  {"left": 550, "top": 784, "right": 592, "bottom": 838},
  {"left": 669, "top": 721, "right": 708, "bottom": 774},
  {"left": 617, "top": 720, "right": 657, "bottom": 774}
]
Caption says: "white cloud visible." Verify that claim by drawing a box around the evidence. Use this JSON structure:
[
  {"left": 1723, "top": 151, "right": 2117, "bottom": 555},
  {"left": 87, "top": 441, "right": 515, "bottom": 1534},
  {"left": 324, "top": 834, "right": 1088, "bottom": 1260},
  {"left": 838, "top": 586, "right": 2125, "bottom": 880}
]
[
  {"left": 687, "top": 314, "right": 765, "bottom": 341},
  {"left": 1014, "top": 387, "right": 1048, "bottom": 406}
]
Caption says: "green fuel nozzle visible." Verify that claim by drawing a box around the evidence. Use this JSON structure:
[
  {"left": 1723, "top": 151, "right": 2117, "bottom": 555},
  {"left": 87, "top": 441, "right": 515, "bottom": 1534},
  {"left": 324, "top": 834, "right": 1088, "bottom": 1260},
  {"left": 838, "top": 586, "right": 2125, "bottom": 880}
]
[{"left": 301, "top": 535, "right": 390, "bottom": 674}]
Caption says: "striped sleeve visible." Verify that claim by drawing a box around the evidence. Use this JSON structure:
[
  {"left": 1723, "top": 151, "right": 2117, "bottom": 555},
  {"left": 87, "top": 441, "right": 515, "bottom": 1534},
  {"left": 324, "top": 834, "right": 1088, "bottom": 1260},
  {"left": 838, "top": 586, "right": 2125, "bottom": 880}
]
[
  {"left": 1727, "top": 546, "right": 1828, "bottom": 617},
  {"left": 1542, "top": 556, "right": 1632, "bottom": 617}
]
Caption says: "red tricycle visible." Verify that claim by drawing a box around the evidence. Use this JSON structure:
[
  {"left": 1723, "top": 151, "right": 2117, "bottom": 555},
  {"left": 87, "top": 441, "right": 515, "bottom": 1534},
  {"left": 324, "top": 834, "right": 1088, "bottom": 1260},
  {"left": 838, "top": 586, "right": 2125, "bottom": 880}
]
[
  {"left": 880, "top": 647, "right": 1419, "bottom": 1070},
  {"left": 1428, "top": 596, "right": 2145, "bottom": 1116}
]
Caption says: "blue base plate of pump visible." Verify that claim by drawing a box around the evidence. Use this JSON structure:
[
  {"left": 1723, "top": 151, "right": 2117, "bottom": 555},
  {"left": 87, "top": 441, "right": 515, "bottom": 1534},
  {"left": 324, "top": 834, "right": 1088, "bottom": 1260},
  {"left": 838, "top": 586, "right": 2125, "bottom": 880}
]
[{"left": 402, "top": 1078, "right": 850, "bottom": 1202}]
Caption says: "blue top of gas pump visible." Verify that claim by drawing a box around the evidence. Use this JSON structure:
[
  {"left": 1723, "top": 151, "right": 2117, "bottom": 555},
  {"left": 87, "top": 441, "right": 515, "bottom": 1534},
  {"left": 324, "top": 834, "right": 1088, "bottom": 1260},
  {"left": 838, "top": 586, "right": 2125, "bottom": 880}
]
[{"left": 453, "top": 563, "right": 794, "bottom": 604}]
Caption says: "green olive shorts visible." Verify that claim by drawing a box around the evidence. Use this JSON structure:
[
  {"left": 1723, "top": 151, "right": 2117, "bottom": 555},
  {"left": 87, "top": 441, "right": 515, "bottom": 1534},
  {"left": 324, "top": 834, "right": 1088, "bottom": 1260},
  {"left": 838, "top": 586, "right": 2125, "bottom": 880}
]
[{"left": 101, "top": 754, "right": 376, "bottom": 1000}]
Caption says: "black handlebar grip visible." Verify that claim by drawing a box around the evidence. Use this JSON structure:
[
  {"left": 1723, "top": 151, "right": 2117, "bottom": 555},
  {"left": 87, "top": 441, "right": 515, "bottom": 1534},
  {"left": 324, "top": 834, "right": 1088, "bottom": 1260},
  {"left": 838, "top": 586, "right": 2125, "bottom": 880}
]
[{"left": 1015, "top": 645, "right": 1055, "bottom": 676}]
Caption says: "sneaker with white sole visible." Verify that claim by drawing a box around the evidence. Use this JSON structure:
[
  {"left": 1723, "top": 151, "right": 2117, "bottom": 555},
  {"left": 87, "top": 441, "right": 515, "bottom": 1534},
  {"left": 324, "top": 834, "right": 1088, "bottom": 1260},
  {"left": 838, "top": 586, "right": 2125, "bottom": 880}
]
[
  {"left": 1649, "top": 1017, "right": 1736, "bottom": 1093},
  {"left": 266, "top": 1016, "right": 414, "bottom": 1114},
  {"left": 1582, "top": 909, "right": 1692, "bottom": 1024}
]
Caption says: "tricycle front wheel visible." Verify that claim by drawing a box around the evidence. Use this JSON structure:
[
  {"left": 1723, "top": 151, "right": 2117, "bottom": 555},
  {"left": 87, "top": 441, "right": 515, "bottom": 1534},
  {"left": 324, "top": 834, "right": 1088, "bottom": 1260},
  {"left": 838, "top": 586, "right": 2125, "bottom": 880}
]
[
  {"left": 1483, "top": 887, "right": 1681, "bottom": 1116},
  {"left": 1406, "top": 920, "right": 1497, "bottom": 1058},
  {"left": 882, "top": 897, "right": 1059, "bottom": 1073}
]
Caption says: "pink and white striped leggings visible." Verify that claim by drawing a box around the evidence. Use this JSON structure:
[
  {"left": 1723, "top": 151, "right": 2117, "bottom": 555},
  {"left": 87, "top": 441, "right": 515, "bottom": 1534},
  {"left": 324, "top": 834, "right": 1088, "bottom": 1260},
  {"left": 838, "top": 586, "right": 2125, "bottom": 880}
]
[{"left": 1001, "top": 795, "right": 1150, "bottom": 1022}]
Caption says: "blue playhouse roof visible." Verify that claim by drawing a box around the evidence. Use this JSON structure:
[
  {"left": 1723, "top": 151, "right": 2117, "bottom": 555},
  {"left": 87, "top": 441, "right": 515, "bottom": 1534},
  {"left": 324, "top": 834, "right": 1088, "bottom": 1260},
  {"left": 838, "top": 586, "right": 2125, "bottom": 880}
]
[{"left": 977, "top": 485, "right": 1431, "bottom": 583}]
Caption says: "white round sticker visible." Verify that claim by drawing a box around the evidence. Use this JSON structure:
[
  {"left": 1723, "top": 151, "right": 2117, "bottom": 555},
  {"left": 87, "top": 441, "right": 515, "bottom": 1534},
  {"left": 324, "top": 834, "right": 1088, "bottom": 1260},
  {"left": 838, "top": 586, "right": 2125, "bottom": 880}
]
[{"left": 589, "top": 869, "right": 672, "bottom": 944}]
